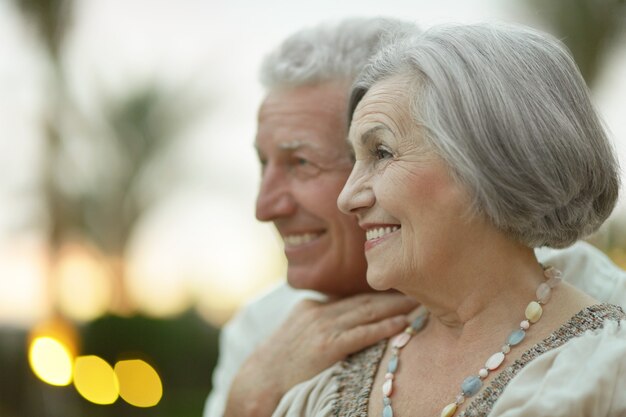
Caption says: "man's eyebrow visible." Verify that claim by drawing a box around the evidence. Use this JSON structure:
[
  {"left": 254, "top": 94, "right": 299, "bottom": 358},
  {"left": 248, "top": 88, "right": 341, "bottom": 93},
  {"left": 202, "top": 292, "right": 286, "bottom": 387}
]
[
  {"left": 277, "top": 140, "right": 317, "bottom": 151},
  {"left": 253, "top": 140, "right": 314, "bottom": 153}
]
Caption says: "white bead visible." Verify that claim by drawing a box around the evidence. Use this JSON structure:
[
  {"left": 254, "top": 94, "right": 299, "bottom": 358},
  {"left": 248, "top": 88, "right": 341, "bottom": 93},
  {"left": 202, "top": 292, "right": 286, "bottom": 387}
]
[
  {"left": 520, "top": 320, "right": 530, "bottom": 330},
  {"left": 485, "top": 352, "right": 505, "bottom": 370},
  {"left": 382, "top": 378, "right": 393, "bottom": 396},
  {"left": 478, "top": 368, "right": 488, "bottom": 378}
]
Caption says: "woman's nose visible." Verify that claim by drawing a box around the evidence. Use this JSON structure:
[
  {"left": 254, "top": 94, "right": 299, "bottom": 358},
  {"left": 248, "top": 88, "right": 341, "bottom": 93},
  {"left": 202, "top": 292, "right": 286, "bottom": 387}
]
[{"left": 337, "top": 162, "right": 374, "bottom": 215}]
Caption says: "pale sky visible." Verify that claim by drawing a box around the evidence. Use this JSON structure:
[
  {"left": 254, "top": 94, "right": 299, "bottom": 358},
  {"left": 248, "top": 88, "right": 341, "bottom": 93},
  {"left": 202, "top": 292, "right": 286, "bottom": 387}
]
[{"left": 1, "top": 0, "right": 625, "bottom": 325}]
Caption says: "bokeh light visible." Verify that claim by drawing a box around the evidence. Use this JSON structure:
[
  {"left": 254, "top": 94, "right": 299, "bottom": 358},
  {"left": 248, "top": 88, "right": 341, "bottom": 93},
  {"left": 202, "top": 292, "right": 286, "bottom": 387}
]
[
  {"left": 28, "top": 317, "right": 80, "bottom": 357},
  {"left": 114, "top": 359, "right": 162, "bottom": 407},
  {"left": 28, "top": 337, "right": 73, "bottom": 386},
  {"left": 73, "top": 356, "right": 119, "bottom": 405},
  {"left": 53, "top": 243, "right": 113, "bottom": 322},
  {"left": 0, "top": 240, "right": 49, "bottom": 326}
]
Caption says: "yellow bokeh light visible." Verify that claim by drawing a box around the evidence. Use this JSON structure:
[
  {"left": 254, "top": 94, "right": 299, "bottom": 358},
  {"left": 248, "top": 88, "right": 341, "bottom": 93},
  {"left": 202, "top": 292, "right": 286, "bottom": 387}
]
[
  {"left": 114, "top": 359, "right": 162, "bottom": 407},
  {"left": 73, "top": 356, "right": 119, "bottom": 405},
  {"left": 28, "top": 337, "right": 73, "bottom": 386},
  {"left": 54, "top": 243, "right": 113, "bottom": 322},
  {"left": 29, "top": 317, "right": 80, "bottom": 358}
]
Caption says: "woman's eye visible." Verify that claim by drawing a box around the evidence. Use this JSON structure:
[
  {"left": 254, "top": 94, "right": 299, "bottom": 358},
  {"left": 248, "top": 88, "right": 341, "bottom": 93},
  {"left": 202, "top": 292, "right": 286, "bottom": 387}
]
[{"left": 374, "top": 146, "right": 393, "bottom": 160}]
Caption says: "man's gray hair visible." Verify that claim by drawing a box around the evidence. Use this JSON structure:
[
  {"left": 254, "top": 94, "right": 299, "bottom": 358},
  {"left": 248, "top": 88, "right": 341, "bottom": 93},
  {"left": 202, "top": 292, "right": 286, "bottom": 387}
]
[
  {"left": 260, "top": 17, "right": 418, "bottom": 89},
  {"left": 351, "top": 23, "right": 619, "bottom": 248}
]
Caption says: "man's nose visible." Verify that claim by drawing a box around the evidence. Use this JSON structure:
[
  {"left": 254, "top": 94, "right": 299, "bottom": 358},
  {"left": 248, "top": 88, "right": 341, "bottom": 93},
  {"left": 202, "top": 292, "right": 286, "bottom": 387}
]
[{"left": 255, "top": 165, "right": 297, "bottom": 221}]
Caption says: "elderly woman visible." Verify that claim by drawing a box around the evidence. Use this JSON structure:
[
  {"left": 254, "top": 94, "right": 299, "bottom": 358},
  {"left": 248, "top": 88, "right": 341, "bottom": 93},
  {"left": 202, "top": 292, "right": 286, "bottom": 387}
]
[{"left": 272, "top": 23, "right": 626, "bottom": 417}]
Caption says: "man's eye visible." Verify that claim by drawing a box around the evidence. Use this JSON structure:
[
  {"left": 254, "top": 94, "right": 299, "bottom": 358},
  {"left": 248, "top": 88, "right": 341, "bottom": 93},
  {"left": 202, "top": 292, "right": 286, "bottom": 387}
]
[{"left": 289, "top": 156, "right": 321, "bottom": 178}]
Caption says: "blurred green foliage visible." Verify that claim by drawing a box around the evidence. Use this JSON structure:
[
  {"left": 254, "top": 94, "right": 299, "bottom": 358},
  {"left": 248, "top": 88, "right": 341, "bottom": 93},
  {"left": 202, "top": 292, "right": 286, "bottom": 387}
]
[
  {"left": 527, "top": 0, "right": 626, "bottom": 85},
  {"left": 0, "top": 312, "right": 220, "bottom": 417}
]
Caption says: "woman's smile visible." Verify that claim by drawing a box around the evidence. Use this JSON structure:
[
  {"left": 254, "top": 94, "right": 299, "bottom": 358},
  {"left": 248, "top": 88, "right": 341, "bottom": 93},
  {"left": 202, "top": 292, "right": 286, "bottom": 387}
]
[{"left": 362, "top": 224, "right": 401, "bottom": 251}]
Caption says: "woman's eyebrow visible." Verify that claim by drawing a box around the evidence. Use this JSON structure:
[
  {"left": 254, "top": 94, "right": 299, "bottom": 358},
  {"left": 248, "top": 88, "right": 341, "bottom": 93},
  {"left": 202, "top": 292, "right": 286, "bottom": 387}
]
[{"left": 359, "top": 125, "right": 390, "bottom": 146}]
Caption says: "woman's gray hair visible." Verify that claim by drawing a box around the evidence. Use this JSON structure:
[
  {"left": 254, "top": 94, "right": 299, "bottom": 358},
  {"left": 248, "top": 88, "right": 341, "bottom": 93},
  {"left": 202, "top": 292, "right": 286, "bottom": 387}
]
[
  {"left": 351, "top": 23, "right": 620, "bottom": 248},
  {"left": 260, "top": 17, "right": 418, "bottom": 90}
]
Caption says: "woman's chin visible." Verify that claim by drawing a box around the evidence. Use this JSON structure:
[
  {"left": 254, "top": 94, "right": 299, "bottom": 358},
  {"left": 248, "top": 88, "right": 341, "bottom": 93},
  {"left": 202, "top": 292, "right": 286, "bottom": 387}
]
[{"left": 366, "top": 275, "right": 393, "bottom": 292}]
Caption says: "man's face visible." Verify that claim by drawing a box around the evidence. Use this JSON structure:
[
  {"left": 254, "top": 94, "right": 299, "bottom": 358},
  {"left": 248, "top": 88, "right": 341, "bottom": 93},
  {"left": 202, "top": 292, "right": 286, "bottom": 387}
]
[{"left": 255, "top": 81, "right": 371, "bottom": 296}]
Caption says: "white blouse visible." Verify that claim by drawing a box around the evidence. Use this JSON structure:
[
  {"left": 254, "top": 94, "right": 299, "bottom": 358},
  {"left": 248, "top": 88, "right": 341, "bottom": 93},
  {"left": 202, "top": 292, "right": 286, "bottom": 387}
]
[{"left": 273, "top": 317, "right": 626, "bottom": 417}]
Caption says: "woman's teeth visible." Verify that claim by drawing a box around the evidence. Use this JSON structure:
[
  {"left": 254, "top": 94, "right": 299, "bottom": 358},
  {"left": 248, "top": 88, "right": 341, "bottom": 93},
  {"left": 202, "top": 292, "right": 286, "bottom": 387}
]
[{"left": 366, "top": 226, "right": 400, "bottom": 241}]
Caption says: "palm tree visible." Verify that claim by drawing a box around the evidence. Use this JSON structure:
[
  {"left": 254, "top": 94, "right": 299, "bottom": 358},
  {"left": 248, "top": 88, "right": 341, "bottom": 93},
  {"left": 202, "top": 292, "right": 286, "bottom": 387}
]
[
  {"left": 10, "top": 0, "right": 202, "bottom": 314},
  {"left": 526, "top": 0, "right": 626, "bottom": 86}
]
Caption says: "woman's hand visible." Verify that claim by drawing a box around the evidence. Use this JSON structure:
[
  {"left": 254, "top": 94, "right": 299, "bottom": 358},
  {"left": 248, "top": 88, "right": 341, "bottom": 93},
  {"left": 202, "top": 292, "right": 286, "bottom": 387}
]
[{"left": 223, "top": 292, "right": 418, "bottom": 417}]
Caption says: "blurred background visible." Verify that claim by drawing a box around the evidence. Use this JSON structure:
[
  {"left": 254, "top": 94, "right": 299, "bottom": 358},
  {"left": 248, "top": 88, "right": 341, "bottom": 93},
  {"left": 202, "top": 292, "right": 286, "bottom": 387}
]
[{"left": 0, "top": 0, "right": 625, "bottom": 416}]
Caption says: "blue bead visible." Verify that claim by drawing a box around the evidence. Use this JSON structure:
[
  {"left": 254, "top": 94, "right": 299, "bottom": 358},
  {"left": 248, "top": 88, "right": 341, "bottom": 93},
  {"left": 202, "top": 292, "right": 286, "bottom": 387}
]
[
  {"left": 461, "top": 375, "right": 482, "bottom": 397},
  {"left": 383, "top": 404, "right": 393, "bottom": 417},
  {"left": 507, "top": 329, "right": 526, "bottom": 346},
  {"left": 383, "top": 397, "right": 391, "bottom": 406},
  {"left": 387, "top": 355, "right": 398, "bottom": 373},
  {"left": 411, "top": 314, "right": 428, "bottom": 332}
]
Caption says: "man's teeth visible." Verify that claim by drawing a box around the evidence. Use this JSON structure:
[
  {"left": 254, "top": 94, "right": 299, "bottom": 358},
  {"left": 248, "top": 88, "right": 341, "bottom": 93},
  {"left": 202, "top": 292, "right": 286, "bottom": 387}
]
[
  {"left": 283, "top": 233, "right": 321, "bottom": 246},
  {"left": 366, "top": 226, "right": 400, "bottom": 241}
]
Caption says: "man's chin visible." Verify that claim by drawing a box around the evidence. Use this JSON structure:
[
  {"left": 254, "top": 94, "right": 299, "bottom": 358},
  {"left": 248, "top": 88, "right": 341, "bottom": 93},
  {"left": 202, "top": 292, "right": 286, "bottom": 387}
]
[
  {"left": 286, "top": 267, "right": 373, "bottom": 296},
  {"left": 286, "top": 269, "right": 328, "bottom": 293}
]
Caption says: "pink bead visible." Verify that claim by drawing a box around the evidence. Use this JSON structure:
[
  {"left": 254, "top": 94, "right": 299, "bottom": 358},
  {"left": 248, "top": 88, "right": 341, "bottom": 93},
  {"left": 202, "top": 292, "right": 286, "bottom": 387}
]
[
  {"left": 544, "top": 267, "right": 563, "bottom": 288},
  {"left": 382, "top": 378, "right": 393, "bottom": 396},
  {"left": 391, "top": 332, "right": 411, "bottom": 348},
  {"left": 536, "top": 283, "right": 552, "bottom": 303},
  {"left": 543, "top": 266, "right": 562, "bottom": 279},
  {"left": 520, "top": 320, "right": 530, "bottom": 330},
  {"left": 547, "top": 276, "right": 562, "bottom": 288}
]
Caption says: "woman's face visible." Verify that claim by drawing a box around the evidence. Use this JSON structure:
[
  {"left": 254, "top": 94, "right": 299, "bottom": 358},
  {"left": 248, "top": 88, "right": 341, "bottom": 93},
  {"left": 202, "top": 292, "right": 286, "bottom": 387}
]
[{"left": 338, "top": 74, "right": 484, "bottom": 295}]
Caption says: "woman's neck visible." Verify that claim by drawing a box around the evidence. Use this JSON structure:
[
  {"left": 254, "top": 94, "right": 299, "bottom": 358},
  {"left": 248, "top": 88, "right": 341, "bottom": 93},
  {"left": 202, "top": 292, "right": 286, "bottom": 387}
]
[{"left": 403, "top": 233, "right": 545, "bottom": 341}]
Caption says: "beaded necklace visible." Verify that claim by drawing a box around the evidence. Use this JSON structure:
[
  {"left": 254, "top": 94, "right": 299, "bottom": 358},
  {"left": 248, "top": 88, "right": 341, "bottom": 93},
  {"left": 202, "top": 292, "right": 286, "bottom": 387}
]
[{"left": 380, "top": 265, "right": 563, "bottom": 417}]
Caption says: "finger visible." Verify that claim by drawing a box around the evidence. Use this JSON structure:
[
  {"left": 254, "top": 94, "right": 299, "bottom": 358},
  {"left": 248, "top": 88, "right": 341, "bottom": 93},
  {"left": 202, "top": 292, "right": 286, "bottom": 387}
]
[
  {"left": 291, "top": 298, "right": 324, "bottom": 314},
  {"left": 335, "top": 315, "right": 410, "bottom": 355}
]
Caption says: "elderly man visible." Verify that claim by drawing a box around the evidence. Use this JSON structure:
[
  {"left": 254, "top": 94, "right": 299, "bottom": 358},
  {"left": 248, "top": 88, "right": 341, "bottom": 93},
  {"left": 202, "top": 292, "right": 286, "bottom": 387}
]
[{"left": 204, "top": 18, "right": 626, "bottom": 417}]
